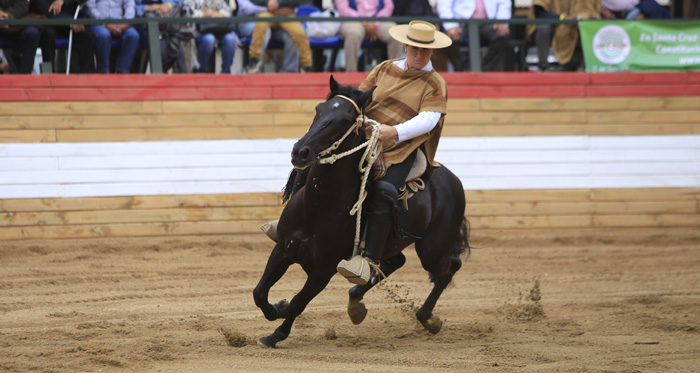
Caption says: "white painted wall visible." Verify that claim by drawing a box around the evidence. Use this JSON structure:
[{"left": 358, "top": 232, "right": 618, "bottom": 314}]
[{"left": 1, "top": 135, "right": 698, "bottom": 199}]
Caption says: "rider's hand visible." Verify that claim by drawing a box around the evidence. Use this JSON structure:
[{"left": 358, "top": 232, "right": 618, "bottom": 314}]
[{"left": 378, "top": 124, "right": 398, "bottom": 142}]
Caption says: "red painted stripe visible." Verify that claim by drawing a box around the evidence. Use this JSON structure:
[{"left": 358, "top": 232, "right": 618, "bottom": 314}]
[{"left": 0, "top": 72, "right": 698, "bottom": 101}]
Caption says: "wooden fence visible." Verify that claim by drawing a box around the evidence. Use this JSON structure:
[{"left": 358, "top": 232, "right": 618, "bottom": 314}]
[{"left": 1, "top": 72, "right": 699, "bottom": 240}]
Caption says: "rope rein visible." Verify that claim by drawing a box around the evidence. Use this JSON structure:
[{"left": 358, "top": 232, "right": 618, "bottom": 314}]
[{"left": 317, "top": 95, "right": 383, "bottom": 255}]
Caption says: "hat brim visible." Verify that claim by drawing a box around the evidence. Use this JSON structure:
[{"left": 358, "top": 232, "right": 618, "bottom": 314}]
[{"left": 389, "top": 24, "right": 453, "bottom": 49}]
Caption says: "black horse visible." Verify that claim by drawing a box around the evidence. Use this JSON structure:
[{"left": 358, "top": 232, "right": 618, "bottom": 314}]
[{"left": 253, "top": 76, "right": 470, "bottom": 348}]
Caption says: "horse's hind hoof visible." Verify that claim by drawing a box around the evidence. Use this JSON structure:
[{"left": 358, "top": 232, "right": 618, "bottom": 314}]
[
  {"left": 419, "top": 315, "right": 443, "bottom": 334},
  {"left": 257, "top": 336, "right": 277, "bottom": 348},
  {"left": 347, "top": 298, "right": 367, "bottom": 325}
]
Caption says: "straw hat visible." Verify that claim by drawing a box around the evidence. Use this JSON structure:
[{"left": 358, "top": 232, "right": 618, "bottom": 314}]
[{"left": 389, "top": 20, "right": 452, "bottom": 49}]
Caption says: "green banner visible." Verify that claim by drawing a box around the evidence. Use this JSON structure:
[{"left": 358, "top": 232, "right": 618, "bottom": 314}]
[{"left": 580, "top": 21, "right": 700, "bottom": 72}]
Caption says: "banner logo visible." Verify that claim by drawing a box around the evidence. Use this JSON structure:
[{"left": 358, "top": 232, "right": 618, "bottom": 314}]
[{"left": 592, "top": 25, "right": 631, "bottom": 65}]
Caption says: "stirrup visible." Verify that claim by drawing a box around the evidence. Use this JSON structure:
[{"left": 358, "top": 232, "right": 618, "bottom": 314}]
[
  {"left": 260, "top": 219, "right": 279, "bottom": 243},
  {"left": 337, "top": 256, "right": 372, "bottom": 285}
]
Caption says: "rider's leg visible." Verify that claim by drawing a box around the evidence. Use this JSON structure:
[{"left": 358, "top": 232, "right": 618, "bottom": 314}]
[
  {"left": 261, "top": 168, "right": 309, "bottom": 243},
  {"left": 337, "top": 150, "right": 417, "bottom": 285}
]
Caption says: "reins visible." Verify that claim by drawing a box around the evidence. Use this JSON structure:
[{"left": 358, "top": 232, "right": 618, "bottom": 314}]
[{"left": 318, "top": 95, "right": 383, "bottom": 256}]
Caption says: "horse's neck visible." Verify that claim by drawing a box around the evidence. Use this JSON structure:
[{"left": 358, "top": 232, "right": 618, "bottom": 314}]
[{"left": 304, "top": 138, "right": 364, "bottom": 206}]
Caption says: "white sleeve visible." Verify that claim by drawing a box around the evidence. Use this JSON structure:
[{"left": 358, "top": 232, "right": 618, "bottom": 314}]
[{"left": 393, "top": 111, "right": 442, "bottom": 143}]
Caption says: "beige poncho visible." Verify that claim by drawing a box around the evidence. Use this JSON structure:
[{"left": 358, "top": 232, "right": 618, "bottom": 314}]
[{"left": 359, "top": 59, "right": 448, "bottom": 175}]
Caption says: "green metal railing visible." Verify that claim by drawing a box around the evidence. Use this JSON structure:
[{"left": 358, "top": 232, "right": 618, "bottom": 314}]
[{"left": 0, "top": 15, "right": 619, "bottom": 74}]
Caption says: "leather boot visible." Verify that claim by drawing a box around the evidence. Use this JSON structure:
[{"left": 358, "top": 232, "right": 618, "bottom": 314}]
[{"left": 337, "top": 180, "right": 397, "bottom": 285}]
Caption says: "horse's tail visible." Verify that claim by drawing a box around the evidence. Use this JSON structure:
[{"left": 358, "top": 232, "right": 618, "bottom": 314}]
[{"left": 454, "top": 216, "right": 471, "bottom": 260}]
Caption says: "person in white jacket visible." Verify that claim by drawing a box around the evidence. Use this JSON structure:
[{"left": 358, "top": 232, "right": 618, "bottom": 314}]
[{"left": 437, "top": 0, "right": 511, "bottom": 71}]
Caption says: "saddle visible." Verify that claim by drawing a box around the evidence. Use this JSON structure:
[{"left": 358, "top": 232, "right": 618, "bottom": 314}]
[{"left": 372, "top": 149, "right": 427, "bottom": 210}]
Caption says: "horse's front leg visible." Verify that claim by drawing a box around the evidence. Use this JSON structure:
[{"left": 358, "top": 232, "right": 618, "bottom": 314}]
[
  {"left": 347, "top": 253, "right": 406, "bottom": 325},
  {"left": 258, "top": 268, "right": 336, "bottom": 348},
  {"left": 253, "top": 244, "right": 293, "bottom": 321}
]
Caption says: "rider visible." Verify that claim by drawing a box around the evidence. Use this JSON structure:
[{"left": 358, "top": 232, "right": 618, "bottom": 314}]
[{"left": 335, "top": 21, "right": 452, "bottom": 285}]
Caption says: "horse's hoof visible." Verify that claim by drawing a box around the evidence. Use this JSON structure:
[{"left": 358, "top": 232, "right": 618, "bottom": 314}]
[
  {"left": 419, "top": 315, "right": 443, "bottom": 334},
  {"left": 275, "top": 299, "right": 290, "bottom": 318},
  {"left": 347, "top": 298, "right": 367, "bottom": 325},
  {"left": 257, "top": 336, "right": 277, "bottom": 348}
]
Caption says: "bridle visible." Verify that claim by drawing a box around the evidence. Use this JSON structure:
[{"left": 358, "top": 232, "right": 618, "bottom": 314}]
[{"left": 317, "top": 94, "right": 383, "bottom": 255}]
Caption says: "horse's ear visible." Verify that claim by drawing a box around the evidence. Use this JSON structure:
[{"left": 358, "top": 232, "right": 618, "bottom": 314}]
[
  {"left": 329, "top": 75, "right": 339, "bottom": 93},
  {"left": 359, "top": 86, "right": 376, "bottom": 109}
]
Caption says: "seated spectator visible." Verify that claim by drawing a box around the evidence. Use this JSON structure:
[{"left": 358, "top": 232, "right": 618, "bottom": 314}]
[
  {"left": 600, "top": 0, "right": 671, "bottom": 19},
  {"left": 0, "top": 0, "right": 41, "bottom": 73},
  {"left": 527, "top": 0, "right": 600, "bottom": 72},
  {"left": 437, "top": 0, "right": 511, "bottom": 72},
  {"left": 136, "top": 0, "right": 192, "bottom": 73},
  {"left": 86, "top": 0, "right": 141, "bottom": 73},
  {"left": 245, "top": 0, "right": 312, "bottom": 74},
  {"left": 47, "top": 0, "right": 96, "bottom": 73},
  {"left": 0, "top": 50, "right": 9, "bottom": 73},
  {"left": 183, "top": 0, "right": 236, "bottom": 73},
  {"left": 27, "top": 0, "right": 58, "bottom": 72},
  {"left": 334, "top": 0, "right": 403, "bottom": 72},
  {"left": 238, "top": 0, "right": 299, "bottom": 73}
]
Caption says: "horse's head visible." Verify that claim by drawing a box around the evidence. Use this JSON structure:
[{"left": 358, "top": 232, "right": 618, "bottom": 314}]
[{"left": 291, "top": 75, "right": 376, "bottom": 169}]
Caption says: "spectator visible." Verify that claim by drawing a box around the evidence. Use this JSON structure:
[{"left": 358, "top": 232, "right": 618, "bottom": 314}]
[
  {"left": 600, "top": 0, "right": 671, "bottom": 19},
  {"left": 27, "top": 0, "right": 58, "bottom": 72},
  {"left": 238, "top": 0, "right": 300, "bottom": 73},
  {"left": 0, "top": 0, "right": 41, "bottom": 73},
  {"left": 136, "top": 0, "right": 193, "bottom": 73},
  {"left": 46, "top": 0, "right": 96, "bottom": 73},
  {"left": 86, "top": 0, "right": 141, "bottom": 73},
  {"left": 334, "top": 0, "right": 403, "bottom": 72},
  {"left": 245, "top": 0, "right": 312, "bottom": 74},
  {"left": 437, "top": 0, "right": 511, "bottom": 72},
  {"left": 183, "top": 0, "right": 236, "bottom": 73},
  {"left": 527, "top": 0, "right": 600, "bottom": 72}
]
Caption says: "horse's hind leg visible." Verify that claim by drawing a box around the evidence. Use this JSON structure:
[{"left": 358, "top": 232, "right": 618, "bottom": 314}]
[
  {"left": 414, "top": 250, "right": 463, "bottom": 334},
  {"left": 258, "top": 268, "right": 336, "bottom": 348},
  {"left": 253, "top": 245, "right": 294, "bottom": 322},
  {"left": 347, "top": 253, "right": 406, "bottom": 325}
]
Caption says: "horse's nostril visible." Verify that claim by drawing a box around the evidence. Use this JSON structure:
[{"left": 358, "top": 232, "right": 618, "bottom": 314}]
[{"left": 299, "top": 147, "right": 310, "bottom": 159}]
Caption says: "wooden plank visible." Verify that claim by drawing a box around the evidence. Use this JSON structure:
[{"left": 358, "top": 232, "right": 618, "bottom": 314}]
[
  {"left": 0, "top": 220, "right": 269, "bottom": 240},
  {"left": 469, "top": 215, "right": 592, "bottom": 229},
  {"left": 478, "top": 98, "right": 585, "bottom": 112},
  {"left": 466, "top": 201, "right": 697, "bottom": 216},
  {"left": 0, "top": 130, "right": 56, "bottom": 142},
  {"left": 161, "top": 99, "right": 313, "bottom": 114},
  {"left": 445, "top": 99, "right": 480, "bottom": 112},
  {"left": 0, "top": 193, "right": 283, "bottom": 213},
  {"left": 584, "top": 96, "right": 700, "bottom": 111},
  {"left": 0, "top": 206, "right": 283, "bottom": 227},
  {"left": 55, "top": 128, "right": 250, "bottom": 142},
  {"left": 450, "top": 85, "right": 586, "bottom": 98},
  {"left": 0, "top": 101, "right": 164, "bottom": 115},
  {"left": 586, "top": 110, "right": 700, "bottom": 123},
  {"left": 589, "top": 188, "right": 700, "bottom": 201},
  {"left": 0, "top": 114, "right": 277, "bottom": 130},
  {"left": 593, "top": 214, "right": 700, "bottom": 227},
  {"left": 442, "top": 124, "right": 695, "bottom": 137},
  {"left": 464, "top": 188, "right": 700, "bottom": 203}
]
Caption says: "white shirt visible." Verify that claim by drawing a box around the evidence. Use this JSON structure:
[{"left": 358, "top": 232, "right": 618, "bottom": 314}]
[{"left": 390, "top": 59, "right": 442, "bottom": 143}]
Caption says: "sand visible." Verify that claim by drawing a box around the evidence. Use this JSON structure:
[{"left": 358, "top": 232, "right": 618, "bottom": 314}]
[{"left": 1, "top": 228, "right": 699, "bottom": 372}]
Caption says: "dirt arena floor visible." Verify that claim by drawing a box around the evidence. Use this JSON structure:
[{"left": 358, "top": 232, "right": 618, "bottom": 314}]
[{"left": 1, "top": 228, "right": 699, "bottom": 372}]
